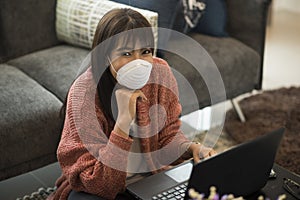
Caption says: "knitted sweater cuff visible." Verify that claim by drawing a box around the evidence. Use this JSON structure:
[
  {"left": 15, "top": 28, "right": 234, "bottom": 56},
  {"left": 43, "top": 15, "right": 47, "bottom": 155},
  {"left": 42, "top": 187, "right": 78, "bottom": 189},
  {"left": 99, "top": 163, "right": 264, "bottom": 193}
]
[{"left": 109, "top": 131, "right": 133, "bottom": 151}]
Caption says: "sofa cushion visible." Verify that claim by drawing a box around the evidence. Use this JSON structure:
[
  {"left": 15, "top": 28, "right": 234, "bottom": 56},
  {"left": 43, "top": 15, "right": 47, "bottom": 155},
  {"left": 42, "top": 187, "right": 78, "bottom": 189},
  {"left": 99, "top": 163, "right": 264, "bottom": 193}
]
[
  {"left": 8, "top": 45, "right": 89, "bottom": 101},
  {"left": 0, "top": 64, "right": 63, "bottom": 180},
  {"left": 194, "top": 0, "right": 228, "bottom": 37},
  {"left": 0, "top": 0, "right": 59, "bottom": 63},
  {"left": 112, "top": 0, "right": 179, "bottom": 29},
  {"left": 163, "top": 34, "right": 260, "bottom": 115},
  {"left": 56, "top": 0, "right": 158, "bottom": 49}
]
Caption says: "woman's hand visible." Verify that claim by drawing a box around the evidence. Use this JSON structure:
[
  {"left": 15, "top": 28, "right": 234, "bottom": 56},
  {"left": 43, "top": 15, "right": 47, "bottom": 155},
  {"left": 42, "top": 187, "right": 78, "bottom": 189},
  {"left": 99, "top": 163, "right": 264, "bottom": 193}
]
[
  {"left": 188, "top": 142, "right": 217, "bottom": 163},
  {"left": 113, "top": 88, "right": 147, "bottom": 136}
]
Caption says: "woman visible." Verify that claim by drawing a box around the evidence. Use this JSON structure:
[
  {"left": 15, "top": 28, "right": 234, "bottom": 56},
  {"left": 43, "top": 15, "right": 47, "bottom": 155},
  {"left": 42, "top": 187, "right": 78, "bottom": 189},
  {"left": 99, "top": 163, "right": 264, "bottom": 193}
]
[{"left": 49, "top": 8, "right": 215, "bottom": 200}]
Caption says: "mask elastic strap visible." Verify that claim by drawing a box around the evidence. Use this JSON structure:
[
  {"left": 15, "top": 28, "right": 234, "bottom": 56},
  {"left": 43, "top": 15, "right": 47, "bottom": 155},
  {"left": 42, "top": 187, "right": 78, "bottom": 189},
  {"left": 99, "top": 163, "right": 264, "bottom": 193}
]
[{"left": 107, "top": 57, "right": 118, "bottom": 74}]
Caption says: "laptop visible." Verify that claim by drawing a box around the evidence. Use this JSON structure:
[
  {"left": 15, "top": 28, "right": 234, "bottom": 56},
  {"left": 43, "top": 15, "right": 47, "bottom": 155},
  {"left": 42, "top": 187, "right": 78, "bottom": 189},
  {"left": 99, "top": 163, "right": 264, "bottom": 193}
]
[{"left": 126, "top": 127, "right": 285, "bottom": 199}]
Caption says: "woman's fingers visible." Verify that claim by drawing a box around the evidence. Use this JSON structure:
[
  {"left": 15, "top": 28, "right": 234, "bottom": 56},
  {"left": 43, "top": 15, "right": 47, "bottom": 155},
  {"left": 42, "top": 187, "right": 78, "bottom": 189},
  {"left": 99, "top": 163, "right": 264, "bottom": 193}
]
[
  {"left": 192, "top": 144, "right": 217, "bottom": 163},
  {"left": 114, "top": 89, "right": 147, "bottom": 134},
  {"left": 129, "top": 90, "right": 147, "bottom": 104},
  {"left": 209, "top": 149, "right": 217, "bottom": 156},
  {"left": 200, "top": 147, "right": 216, "bottom": 159},
  {"left": 128, "top": 90, "right": 147, "bottom": 118},
  {"left": 115, "top": 89, "right": 147, "bottom": 120},
  {"left": 193, "top": 152, "right": 201, "bottom": 164}
]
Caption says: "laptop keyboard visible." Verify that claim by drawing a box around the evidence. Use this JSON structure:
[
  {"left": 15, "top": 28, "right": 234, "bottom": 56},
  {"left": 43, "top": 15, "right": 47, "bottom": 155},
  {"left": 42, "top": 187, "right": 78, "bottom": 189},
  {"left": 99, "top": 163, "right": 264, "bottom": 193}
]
[{"left": 151, "top": 182, "right": 188, "bottom": 200}]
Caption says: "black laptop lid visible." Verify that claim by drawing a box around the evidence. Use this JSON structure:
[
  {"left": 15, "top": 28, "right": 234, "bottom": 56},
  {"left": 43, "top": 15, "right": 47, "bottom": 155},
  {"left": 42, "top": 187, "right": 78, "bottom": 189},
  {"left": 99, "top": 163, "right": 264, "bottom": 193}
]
[{"left": 185, "top": 127, "right": 284, "bottom": 198}]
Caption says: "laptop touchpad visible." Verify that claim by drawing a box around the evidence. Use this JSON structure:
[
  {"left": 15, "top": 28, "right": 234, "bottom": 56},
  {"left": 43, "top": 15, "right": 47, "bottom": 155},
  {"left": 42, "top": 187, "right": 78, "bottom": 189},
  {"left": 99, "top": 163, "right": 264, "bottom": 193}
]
[{"left": 165, "top": 162, "right": 193, "bottom": 182}]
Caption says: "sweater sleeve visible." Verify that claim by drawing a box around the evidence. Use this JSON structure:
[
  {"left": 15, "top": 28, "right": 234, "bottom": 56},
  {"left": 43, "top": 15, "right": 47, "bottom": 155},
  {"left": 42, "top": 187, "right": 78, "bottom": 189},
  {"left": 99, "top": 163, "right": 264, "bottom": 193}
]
[
  {"left": 57, "top": 71, "right": 133, "bottom": 200},
  {"left": 154, "top": 58, "right": 192, "bottom": 165}
]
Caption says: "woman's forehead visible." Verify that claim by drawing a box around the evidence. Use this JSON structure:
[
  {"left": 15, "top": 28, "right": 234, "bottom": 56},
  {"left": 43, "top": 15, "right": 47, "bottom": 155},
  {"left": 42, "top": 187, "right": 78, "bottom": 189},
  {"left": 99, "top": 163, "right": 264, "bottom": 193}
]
[{"left": 114, "top": 37, "right": 151, "bottom": 51}]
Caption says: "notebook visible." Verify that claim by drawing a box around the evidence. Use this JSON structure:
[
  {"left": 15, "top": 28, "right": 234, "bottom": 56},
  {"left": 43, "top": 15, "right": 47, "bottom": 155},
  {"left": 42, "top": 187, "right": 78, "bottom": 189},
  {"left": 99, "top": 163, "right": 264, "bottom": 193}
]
[{"left": 126, "top": 127, "right": 285, "bottom": 199}]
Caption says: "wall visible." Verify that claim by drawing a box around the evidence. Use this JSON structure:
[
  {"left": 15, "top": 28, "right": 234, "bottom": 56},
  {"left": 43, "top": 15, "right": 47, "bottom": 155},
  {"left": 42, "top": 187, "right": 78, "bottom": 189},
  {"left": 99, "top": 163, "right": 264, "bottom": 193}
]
[{"left": 274, "top": 0, "right": 300, "bottom": 13}]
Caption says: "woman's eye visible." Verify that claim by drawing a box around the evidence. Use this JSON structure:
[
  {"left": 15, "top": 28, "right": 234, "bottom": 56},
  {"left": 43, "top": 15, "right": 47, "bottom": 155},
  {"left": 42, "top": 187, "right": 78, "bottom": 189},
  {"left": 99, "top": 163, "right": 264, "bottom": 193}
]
[
  {"left": 143, "top": 49, "right": 152, "bottom": 55},
  {"left": 122, "top": 52, "right": 131, "bottom": 56}
]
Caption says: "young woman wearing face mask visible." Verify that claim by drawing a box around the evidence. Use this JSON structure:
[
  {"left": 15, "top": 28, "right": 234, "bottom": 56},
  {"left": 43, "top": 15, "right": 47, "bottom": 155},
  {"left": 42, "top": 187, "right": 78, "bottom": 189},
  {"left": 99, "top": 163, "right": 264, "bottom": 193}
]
[{"left": 49, "top": 8, "right": 216, "bottom": 200}]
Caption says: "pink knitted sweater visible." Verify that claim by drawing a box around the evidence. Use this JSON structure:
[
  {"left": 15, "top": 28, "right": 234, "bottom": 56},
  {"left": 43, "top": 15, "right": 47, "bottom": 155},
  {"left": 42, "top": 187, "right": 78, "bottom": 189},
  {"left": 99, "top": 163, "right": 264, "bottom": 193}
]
[{"left": 48, "top": 58, "right": 190, "bottom": 200}]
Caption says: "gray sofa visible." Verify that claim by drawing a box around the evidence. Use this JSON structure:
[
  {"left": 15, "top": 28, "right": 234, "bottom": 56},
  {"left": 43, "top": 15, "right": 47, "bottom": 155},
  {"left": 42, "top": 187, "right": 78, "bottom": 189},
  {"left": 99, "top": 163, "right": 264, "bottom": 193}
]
[{"left": 0, "top": 0, "right": 271, "bottom": 181}]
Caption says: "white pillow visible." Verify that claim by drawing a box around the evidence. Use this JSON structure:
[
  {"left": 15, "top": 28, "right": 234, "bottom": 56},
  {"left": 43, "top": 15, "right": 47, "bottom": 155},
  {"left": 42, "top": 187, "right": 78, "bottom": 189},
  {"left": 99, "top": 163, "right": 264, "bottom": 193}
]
[{"left": 56, "top": 0, "right": 158, "bottom": 49}]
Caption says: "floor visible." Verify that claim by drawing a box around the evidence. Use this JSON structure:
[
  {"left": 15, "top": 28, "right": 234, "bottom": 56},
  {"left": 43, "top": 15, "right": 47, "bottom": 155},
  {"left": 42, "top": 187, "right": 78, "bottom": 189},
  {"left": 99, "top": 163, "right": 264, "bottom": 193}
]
[{"left": 1, "top": 9, "right": 300, "bottom": 200}]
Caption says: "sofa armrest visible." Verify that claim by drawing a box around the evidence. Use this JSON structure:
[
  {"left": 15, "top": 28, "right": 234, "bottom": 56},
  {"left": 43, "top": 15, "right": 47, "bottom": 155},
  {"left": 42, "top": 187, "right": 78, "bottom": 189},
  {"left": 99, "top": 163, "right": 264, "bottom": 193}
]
[{"left": 226, "top": 0, "right": 271, "bottom": 89}]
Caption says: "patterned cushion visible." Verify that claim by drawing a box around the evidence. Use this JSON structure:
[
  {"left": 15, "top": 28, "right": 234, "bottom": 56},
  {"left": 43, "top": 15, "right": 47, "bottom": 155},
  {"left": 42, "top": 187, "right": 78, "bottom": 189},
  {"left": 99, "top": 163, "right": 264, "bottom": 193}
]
[
  {"left": 173, "top": 0, "right": 206, "bottom": 34},
  {"left": 56, "top": 0, "right": 158, "bottom": 49}
]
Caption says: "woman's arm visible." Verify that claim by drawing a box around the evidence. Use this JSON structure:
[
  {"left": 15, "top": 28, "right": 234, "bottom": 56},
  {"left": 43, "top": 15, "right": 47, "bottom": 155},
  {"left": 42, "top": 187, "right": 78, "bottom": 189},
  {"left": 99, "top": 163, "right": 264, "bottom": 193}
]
[
  {"left": 57, "top": 77, "right": 133, "bottom": 200},
  {"left": 58, "top": 116, "right": 133, "bottom": 199},
  {"left": 154, "top": 58, "right": 215, "bottom": 165},
  {"left": 149, "top": 58, "right": 191, "bottom": 165}
]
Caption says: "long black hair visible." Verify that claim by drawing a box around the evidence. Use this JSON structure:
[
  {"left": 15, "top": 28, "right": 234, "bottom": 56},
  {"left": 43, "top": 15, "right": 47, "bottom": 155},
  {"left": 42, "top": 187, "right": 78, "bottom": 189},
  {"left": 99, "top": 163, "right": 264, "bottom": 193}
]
[
  {"left": 60, "top": 8, "right": 155, "bottom": 124},
  {"left": 91, "top": 8, "right": 154, "bottom": 122}
]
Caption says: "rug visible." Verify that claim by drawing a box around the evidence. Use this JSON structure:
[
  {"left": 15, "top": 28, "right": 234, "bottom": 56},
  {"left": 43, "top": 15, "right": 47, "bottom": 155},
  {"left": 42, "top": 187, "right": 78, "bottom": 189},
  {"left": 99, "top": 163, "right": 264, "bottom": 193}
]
[{"left": 224, "top": 87, "right": 300, "bottom": 175}]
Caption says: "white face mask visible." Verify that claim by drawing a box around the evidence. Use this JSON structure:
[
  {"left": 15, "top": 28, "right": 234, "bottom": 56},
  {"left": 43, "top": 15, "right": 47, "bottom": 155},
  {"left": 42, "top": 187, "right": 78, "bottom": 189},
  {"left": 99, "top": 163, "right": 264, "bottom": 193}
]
[{"left": 110, "top": 59, "right": 153, "bottom": 90}]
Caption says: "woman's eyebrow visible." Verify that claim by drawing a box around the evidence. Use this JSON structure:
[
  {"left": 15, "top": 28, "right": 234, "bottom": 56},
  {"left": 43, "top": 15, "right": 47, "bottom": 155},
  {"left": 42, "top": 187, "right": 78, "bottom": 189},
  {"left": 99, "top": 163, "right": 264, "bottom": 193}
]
[
  {"left": 115, "top": 47, "right": 133, "bottom": 52},
  {"left": 140, "top": 46, "right": 151, "bottom": 49},
  {"left": 115, "top": 46, "right": 151, "bottom": 53}
]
